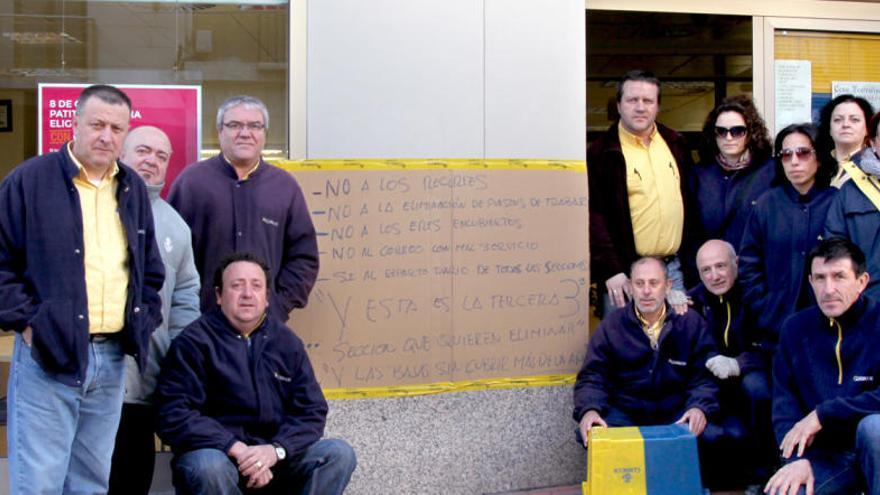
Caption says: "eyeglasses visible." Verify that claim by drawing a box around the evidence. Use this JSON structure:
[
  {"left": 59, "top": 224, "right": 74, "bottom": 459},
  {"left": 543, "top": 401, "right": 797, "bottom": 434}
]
[
  {"left": 714, "top": 125, "right": 748, "bottom": 139},
  {"left": 777, "top": 147, "right": 815, "bottom": 163},
  {"left": 222, "top": 121, "right": 265, "bottom": 132}
]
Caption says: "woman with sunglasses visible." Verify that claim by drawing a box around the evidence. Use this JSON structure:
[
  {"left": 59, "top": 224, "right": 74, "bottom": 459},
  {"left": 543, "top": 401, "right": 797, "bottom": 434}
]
[
  {"left": 825, "top": 112, "right": 880, "bottom": 299},
  {"left": 817, "top": 94, "right": 874, "bottom": 187},
  {"left": 692, "top": 95, "right": 775, "bottom": 247},
  {"left": 739, "top": 123, "right": 838, "bottom": 358}
]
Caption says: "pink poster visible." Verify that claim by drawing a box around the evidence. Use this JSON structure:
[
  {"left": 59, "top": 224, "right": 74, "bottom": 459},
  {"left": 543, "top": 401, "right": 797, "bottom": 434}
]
[{"left": 38, "top": 83, "right": 201, "bottom": 197}]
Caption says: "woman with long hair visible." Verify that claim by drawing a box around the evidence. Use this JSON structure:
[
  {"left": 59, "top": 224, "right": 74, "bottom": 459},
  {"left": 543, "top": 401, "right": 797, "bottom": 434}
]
[
  {"left": 739, "top": 123, "right": 838, "bottom": 347},
  {"left": 692, "top": 95, "right": 775, "bottom": 247}
]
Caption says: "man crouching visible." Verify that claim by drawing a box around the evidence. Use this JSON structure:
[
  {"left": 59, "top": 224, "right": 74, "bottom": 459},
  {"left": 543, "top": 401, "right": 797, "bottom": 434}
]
[
  {"left": 573, "top": 256, "right": 719, "bottom": 439},
  {"left": 765, "top": 238, "right": 880, "bottom": 495},
  {"left": 156, "top": 252, "right": 356, "bottom": 494}
]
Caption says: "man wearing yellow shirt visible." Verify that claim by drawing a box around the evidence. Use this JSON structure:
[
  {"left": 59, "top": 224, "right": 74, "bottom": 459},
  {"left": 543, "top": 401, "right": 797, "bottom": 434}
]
[
  {"left": 588, "top": 70, "right": 697, "bottom": 318},
  {"left": 0, "top": 85, "right": 164, "bottom": 494}
]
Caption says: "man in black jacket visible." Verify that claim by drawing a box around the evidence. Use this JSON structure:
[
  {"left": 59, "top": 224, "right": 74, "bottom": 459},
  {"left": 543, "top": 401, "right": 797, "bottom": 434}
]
[
  {"left": 574, "top": 256, "right": 718, "bottom": 441},
  {"left": 765, "top": 238, "right": 880, "bottom": 495},
  {"left": 156, "top": 252, "right": 355, "bottom": 494},
  {"left": 690, "top": 239, "right": 774, "bottom": 489},
  {"left": 588, "top": 70, "right": 697, "bottom": 318},
  {"left": 0, "top": 84, "right": 164, "bottom": 494}
]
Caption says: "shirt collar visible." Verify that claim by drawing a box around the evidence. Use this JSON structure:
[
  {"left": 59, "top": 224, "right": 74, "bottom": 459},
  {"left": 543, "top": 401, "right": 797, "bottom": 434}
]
[
  {"left": 242, "top": 312, "right": 268, "bottom": 338},
  {"left": 831, "top": 147, "right": 862, "bottom": 163},
  {"left": 221, "top": 154, "right": 261, "bottom": 180},
  {"left": 67, "top": 142, "right": 119, "bottom": 184},
  {"left": 145, "top": 182, "right": 164, "bottom": 201},
  {"left": 827, "top": 295, "right": 868, "bottom": 330},
  {"left": 634, "top": 302, "right": 667, "bottom": 330},
  {"left": 618, "top": 120, "right": 658, "bottom": 148}
]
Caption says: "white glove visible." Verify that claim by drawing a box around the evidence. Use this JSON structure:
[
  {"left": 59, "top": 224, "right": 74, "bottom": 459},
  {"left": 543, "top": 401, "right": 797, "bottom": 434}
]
[
  {"left": 666, "top": 289, "right": 690, "bottom": 315},
  {"left": 706, "top": 355, "right": 740, "bottom": 380}
]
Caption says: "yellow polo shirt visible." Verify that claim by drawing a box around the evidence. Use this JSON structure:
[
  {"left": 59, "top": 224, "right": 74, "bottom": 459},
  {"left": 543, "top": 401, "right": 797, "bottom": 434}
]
[
  {"left": 68, "top": 144, "right": 129, "bottom": 334},
  {"left": 619, "top": 122, "right": 684, "bottom": 257}
]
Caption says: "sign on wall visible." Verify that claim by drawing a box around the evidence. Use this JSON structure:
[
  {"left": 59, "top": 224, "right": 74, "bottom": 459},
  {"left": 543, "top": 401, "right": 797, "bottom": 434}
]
[
  {"left": 282, "top": 159, "right": 590, "bottom": 397},
  {"left": 38, "top": 83, "right": 201, "bottom": 196}
]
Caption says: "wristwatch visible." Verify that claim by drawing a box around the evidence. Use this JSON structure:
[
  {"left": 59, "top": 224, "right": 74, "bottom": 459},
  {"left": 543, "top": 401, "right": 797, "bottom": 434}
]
[{"left": 273, "top": 443, "right": 286, "bottom": 461}]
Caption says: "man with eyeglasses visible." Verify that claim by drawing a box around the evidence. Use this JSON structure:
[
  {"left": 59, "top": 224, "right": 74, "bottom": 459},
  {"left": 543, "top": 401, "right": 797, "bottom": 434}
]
[
  {"left": 588, "top": 70, "right": 697, "bottom": 320},
  {"left": 168, "top": 95, "right": 319, "bottom": 322}
]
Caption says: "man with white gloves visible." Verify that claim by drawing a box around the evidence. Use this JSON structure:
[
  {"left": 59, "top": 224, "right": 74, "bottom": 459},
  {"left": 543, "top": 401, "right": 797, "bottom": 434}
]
[{"left": 689, "top": 239, "right": 775, "bottom": 488}]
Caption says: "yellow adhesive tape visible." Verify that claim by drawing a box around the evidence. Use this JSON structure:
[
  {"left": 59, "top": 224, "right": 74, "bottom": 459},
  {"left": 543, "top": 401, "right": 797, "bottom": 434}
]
[
  {"left": 323, "top": 374, "right": 576, "bottom": 400},
  {"left": 271, "top": 158, "right": 585, "bottom": 172}
]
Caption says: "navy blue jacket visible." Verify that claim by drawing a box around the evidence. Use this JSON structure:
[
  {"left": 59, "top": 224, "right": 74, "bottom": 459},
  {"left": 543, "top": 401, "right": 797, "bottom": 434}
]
[
  {"left": 0, "top": 144, "right": 164, "bottom": 386},
  {"left": 572, "top": 302, "right": 719, "bottom": 424},
  {"left": 825, "top": 149, "right": 880, "bottom": 299},
  {"left": 688, "top": 282, "right": 766, "bottom": 374},
  {"left": 738, "top": 183, "right": 837, "bottom": 348},
  {"left": 773, "top": 296, "right": 880, "bottom": 457},
  {"left": 156, "top": 308, "right": 327, "bottom": 457},
  {"left": 690, "top": 157, "right": 775, "bottom": 248}
]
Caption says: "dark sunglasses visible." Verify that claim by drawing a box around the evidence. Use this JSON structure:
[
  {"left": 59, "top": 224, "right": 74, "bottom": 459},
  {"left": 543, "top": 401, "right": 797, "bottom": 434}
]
[
  {"left": 714, "top": 125, "right": 748, "bottom": 138},
  {"left": 777, "top": 147, "right": 815, "bottom": 162}
]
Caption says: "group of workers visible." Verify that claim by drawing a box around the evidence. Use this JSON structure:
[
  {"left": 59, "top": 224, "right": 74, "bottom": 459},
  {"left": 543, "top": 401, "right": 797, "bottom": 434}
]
[
  {"left": 2, "top": 69, "right": 880, "bottom": 495},
  {"left": 578, "top": 70, "right": 880, "bottom": 495},
  {"left": 0, "top": 85, "right": 356, "bottom": 494}
]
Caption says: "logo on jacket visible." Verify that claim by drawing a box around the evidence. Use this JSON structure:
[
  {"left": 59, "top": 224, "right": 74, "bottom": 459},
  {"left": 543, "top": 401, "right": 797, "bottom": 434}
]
[
  {"left": 261, "top": 216, "right": 279, "bottom": 227},
  {"left": 853, "top": 375, "right": 874, "bottom": 382},
  {"left": 163, "top": 237, "right": 173, "bottom": 254},
  {"left": 668, "top": 359, "right": 687, "bottom": 366}
]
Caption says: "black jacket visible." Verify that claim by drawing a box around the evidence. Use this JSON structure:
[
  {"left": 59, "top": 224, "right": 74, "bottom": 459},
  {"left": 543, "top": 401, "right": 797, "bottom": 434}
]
[
  {"left": 0, "top": 144, "right": 164, "bottom": 386},
  {"left": 774, "top": 297, "right": 880, "bottom": 457},
  {"left": 689, "top": 282, "right": 766, "bottom": 374},
  {"left": 690, "top": 157, "right": 775, "bottom": 248},
  {"left": 156, "top": 308, "right": 327, "bottom": 457},
  {"left": 573, "top": 302, "right": 718, "bottom": 424},
  {"left": 739, "top": 183, "right": 837, "bottom": 347},
  {"left": 587, "top": 122, "right": 698, "bottom": 286}
]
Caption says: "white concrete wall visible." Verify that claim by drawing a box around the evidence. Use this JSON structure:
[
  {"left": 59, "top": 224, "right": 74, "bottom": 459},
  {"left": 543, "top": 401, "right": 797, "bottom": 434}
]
[
  {"left": 294, "top": 1, "right": 587, "bottom": 492},
  {"left": 299, "top": 0, "right": 585, "bottom": 160}
]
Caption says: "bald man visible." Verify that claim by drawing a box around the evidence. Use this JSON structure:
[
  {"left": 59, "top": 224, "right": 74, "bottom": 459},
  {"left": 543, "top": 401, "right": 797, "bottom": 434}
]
[
  {"left": 108, "top": 126, "right": 201, "bottom": 494},
  {"left": 689, "top": 239, "right": 774, "bottom": 489}
]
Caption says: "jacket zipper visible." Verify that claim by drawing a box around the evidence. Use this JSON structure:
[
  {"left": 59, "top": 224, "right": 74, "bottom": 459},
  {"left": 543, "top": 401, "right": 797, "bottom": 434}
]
[
  {"left": 831, "top": 318, "right": 843, "bottom": 385},
  {"left": 722, "top": 297, "right": 731, "bottom": 349}
]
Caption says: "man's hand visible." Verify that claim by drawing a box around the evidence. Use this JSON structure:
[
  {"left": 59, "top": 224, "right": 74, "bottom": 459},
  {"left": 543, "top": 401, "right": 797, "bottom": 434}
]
[
  {"left": 666, "top": 289, "right": 691, "bottom": 315},
  {"left": 676, "top": 407, "right": 707, "bottom": 436},
  {"left": 605, "top": 273, "right": 630, "bottom": 308},
  {"left": 246, "top": 467, "right": 273, "bottom": 489},
  {"left": 22, "top": 326, "right": 32, "bottom": 346},
  {"left": 764, "top": 459, "right": 814, "bottom": 495},
  {"left": 706, "top": 355, "right": 740, "bottom": 380},
  {"left": 780, "top": 410, "right": 822, "bottom": 459},
  {"left": 237, "top": 444, "right": 278, "bottom": 482},
  {"left": 578, "top": 410, "right": 607, "bottom": 446}
]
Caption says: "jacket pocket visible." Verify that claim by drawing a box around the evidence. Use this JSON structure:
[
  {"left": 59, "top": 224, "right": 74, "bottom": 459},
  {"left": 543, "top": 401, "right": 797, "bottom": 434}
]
[{"left": 28, "top": 299, "right": 79, "bottom": 375}]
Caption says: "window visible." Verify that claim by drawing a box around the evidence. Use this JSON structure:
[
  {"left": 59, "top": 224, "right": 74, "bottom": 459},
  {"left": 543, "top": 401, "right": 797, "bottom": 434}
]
[
  {"left": 0, "top": 1, "right": 289, "bottom": 176},
  {"left": 587, "top": 11, "right": 753, "bottom": 148}
]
